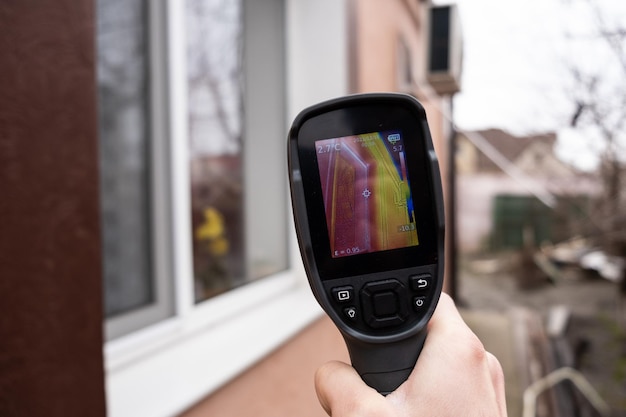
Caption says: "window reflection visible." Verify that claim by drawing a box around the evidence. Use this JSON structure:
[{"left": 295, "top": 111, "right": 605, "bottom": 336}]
[
  {"left": 186, "top": 0, "right": 246, "bottom": 302},
  {"left": 97, "top": 0, "right": 153, "bottom": 316}
]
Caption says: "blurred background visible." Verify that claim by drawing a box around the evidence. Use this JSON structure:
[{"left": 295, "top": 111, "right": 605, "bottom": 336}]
[{"left": 453, "top": 2, "right": 626, "bottom": 416}]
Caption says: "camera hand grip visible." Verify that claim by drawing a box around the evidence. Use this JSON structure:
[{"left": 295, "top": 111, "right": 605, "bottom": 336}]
[{"left": 344, "top": 330, "right": 428, "bottom": 395}]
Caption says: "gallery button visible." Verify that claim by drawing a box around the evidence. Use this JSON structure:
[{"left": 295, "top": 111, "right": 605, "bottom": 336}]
[{"left": 332, "top": 286, "right": 354, "bottom": 303}]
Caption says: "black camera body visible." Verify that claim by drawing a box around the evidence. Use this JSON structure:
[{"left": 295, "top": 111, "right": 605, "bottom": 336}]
[{"left": 288, "top": 93, "right": 444, "bottom": 394}]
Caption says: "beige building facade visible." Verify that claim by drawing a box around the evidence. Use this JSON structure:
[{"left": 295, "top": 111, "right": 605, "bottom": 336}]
[
  {"left": 183, "top": 1, "right": 462, "bottom": 415},
  {"left": 0, "top": 1, "right": 462, "bottom": 416},
  {"left": 456, "top": 129, "right": 599, "bottom": 252}
]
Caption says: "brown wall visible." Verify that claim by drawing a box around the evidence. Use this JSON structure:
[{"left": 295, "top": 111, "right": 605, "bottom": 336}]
[{"left": 0, "top": 1, "right": 106, "bottom": 415}]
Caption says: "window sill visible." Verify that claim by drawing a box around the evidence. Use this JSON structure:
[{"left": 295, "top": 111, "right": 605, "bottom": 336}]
[{"left": 104, "top": 272, "right": 322, "bottom": 417}]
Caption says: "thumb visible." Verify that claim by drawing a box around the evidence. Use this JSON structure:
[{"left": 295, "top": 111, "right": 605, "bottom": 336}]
[{"left": 315, "top": 361, "right": 387, "bottom": 416}]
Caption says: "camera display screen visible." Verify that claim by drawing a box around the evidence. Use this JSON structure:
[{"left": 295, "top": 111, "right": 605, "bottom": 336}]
[{"left": 315, "top": 130, "right": 419, "bottom": 258}]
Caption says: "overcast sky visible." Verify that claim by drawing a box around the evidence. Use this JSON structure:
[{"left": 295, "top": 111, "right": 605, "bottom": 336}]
[{"left": 450, "top": 0, "right": 626, "bottom": 170}]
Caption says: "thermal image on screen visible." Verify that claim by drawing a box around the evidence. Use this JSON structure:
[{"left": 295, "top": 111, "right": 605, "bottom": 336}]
[{"left": 316, "top": 130, "right": 419, "bottom": 258}]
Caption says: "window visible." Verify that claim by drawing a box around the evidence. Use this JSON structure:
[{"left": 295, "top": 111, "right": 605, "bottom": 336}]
[
  {"left": 186, "top": 0, "right": 288, "bottom": 303},
  {"left": 98, "top": 0, "right": 175, "bottom": 340},
  {"left": 102, "top": 0, "right": 348, "bottom": 414},
  {"left": 187, "top": 0, "right": 247, "bottom": 303},
  {"left": 99, "top": 0, "right": 291, "bottom": 340},
  {"left": 397, "top": 37, "right": 414, "bottom": 92},
  {"left": 98, "top": 0, "right": 151, "bottom": 316}
]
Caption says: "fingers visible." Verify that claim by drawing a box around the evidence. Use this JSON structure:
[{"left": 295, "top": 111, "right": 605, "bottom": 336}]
[
  {"left": 427, "top": 292, "right": 471, "bottom": 336},
  {"left": 315, "top": 361, "right": 390, "bottom": 417},
  {"left": 314, "top": 361, "right": 359, "bottom": 415},
  {"left": 486, "top": 352, "right": 508, "bottom": 417},
  {"left": 424, "top": 293, "right": 503, "bottom": 385},
  {"left": 403, "top": 292, "right": 483, "bottom": 388},
  {"left": 398, "top": 292, "right": 508, "bottom": 416},
  {"left": 315, "top": 293, "right": 508, "bottom": 417},
  {"left": 417, "top": 292, "right": 487, "bottom": 371}
]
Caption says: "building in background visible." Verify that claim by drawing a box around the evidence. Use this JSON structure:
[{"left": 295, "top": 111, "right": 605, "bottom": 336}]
[
  {"left": 456, "top": 128, "right": 598, "bottom": 253},
  {"left": 0, "top": 1, "right": 461, "bottom": 416}
]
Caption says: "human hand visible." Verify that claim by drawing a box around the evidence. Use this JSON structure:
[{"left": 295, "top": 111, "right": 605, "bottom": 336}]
[{"left": 314, "top": 292, "right": 507, "bottom": 417}]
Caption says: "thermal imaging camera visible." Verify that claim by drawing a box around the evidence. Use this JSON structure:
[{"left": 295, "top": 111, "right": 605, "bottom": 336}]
[{"left": 288, "top": 93, "right": 445, "bottom": 394}]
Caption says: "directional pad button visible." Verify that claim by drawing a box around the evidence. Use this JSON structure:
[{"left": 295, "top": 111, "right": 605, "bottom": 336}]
[{"left": 360, "top": 279, "right": 408, "bottom": 329}]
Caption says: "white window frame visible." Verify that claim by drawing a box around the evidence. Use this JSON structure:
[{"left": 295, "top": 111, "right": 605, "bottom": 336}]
[{"left": 104, "top": 0, "right": 349, "bottom": 416}]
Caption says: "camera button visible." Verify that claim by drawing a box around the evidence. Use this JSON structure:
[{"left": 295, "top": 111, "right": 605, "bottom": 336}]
[
  {"left": 413, "top": 296, "right": 427, "bottom": 311},
  {"left": 410, "top": 273, "right": 431, "bottom": 291},
  {"left": 343, "top": 306, "right": 358, "bottom": 321},
  {"left": 360, "top": 279, "right": 408, "bottom": 328},
  {"left": 372, "top": 291, "right": 398, "bottom": 317},
  {"left": 332, "top": 286, "right": 354, "bottom": 303}
]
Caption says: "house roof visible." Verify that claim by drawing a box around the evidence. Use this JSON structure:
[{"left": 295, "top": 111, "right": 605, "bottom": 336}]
[{"left": 469, "top": 128, "right": 557, "bottom": 173}]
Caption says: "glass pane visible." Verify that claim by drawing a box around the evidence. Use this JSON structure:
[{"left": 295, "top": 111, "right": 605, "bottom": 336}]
[
  {"left": 97, "top": 0, "right": 153, "bottom": 316},
  {"left": 186, "top": 0, "right": 246, "bottom": 302},
  {"left": 241, "top": 0, "right": 289, "bottom": 283}
]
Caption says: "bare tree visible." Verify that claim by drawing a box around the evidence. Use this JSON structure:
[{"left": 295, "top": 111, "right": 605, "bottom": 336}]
[
  {"left": 186, "top": 0, "right": 243, "bottom": 154},
  {"left": 566, "top": 0, "right": 626, "bottom": 256}
]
